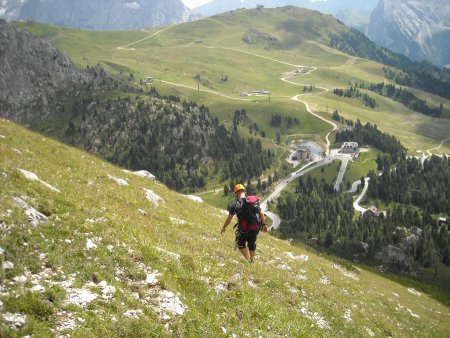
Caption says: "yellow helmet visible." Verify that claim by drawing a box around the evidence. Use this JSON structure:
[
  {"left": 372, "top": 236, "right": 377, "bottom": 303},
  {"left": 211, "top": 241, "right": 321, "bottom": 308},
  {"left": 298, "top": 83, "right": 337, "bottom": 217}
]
[{"left": 234, "top": 184, "right": 246, "bottom": 194}]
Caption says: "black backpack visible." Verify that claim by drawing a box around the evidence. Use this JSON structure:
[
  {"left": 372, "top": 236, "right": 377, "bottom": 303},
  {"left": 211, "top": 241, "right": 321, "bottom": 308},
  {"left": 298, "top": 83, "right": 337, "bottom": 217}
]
[{"left": 236, "top": 196, "right": 261, "bottom": 231}]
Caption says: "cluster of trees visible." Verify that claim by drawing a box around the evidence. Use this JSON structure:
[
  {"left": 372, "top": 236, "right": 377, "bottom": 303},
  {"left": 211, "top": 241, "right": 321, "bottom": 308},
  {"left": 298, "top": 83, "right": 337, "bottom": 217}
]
[
  {"left": 233, "top": 109, "right": 247, "bottom": 128},
  {"left": 335, "top": 120, "right": 406, "bottom": 163},
  {"left": 367, "top": 82, "right": 443, "bottom": 117},
  {"left": 367, "top": 156, "right": 450, "bottom": 214},
  {"left": 214, "top": 128, "right": 274, "bottom": 182},
  {"left": 328, "top": 28, "right": 450, "bottom": 101},
  {"left": 331, "top": 110, "right": 353, "bottom": 125},
  {"left": 384, "top": 65, "right": 450, "bottom": 101},
  {"left": 270, "top": 113, "right": 300, "bottom": 129},
  {"left": 64, "top": 89, "right": 273, "bottom": 191},
  {"left": 332, "top": 86, "right": 376, "bottom": 108},
  {"left": 276, "top": 176, "right": 450, "bottom": 268},
  {"left": 223, "top": 171, "right": 281, "bottom": 196}
]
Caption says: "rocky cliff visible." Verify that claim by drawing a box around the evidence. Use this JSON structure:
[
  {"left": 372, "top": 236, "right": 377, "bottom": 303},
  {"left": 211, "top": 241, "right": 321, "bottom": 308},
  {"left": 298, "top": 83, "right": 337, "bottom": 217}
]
[
  {"left": 1, "top": 0, "right": 194, "bottom": 30},
  {"left": 367, "top": 0, "right": 450, "bottom": 66},
  {"left": 0, "top": 20, "right": 121, "bottom": 125}
]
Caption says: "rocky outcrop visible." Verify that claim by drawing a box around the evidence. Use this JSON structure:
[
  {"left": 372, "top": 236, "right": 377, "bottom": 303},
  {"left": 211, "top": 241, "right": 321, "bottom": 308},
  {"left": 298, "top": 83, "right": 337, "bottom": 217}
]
[
  {"left": 0, "top": 20, "right": 117, "bottom": 123},
  {"left": 375, "top": 245, "right": 412, "bottom": 270},
  {"left": 367, "top": 0, "right": 450, "bottom": 66},
  {"left": 11, "top": 0, "right": 194, "bottom": 30},
  {"left": 375, "top": 226, "right": 422, "bottom": 271}
]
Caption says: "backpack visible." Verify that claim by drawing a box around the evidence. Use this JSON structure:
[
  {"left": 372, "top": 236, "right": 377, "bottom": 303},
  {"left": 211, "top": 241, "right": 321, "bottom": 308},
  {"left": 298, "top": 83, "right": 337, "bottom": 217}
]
[{"left": 236, "top": 196, "right": 261, "bottom": 231}]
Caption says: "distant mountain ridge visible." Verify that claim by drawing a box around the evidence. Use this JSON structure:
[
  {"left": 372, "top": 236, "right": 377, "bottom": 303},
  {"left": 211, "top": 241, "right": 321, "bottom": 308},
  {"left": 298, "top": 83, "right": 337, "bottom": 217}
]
[
  {"left": 193, "top": 0, "right": 377, "bottom": 29},
  {"left": 367, "top": 0, "right": 450, "bottom": 67},
  {"left": 0, "top": 0, "right": 195, "bottom": 30}
]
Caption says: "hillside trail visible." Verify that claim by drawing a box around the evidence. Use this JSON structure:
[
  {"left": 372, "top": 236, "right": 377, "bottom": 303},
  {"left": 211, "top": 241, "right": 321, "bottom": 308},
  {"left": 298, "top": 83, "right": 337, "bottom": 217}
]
[
  {"left": 425, "top": 137, "right": 450, "bottom": 158},
  {"left": 117, "top": 31, "right": 346, "bottom": 226},
  {"left": 117, "top": 26, "right": 173, "bottom": 50}
]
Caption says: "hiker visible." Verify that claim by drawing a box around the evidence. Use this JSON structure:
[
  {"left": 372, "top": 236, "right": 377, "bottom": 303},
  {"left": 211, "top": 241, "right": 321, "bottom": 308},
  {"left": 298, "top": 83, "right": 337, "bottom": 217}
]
[{"left": 221, "top": 184, "right": 267, "bottom": 262}]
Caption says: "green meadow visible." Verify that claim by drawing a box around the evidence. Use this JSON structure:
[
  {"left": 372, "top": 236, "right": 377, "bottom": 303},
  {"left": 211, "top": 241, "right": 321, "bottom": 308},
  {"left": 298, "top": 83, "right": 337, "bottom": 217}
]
[
  {"left": 1, "top": 117, "right": 449, "bottom": 337},
  {"left": 15, "top": 7, "right": 450, "bottom": 159}
]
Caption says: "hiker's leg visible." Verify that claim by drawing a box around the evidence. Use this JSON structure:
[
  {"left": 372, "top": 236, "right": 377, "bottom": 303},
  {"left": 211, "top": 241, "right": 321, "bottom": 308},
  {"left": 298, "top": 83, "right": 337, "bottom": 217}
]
[
  {"left": 249, "top": 250, "right": 256, "bottom": 262},
  {"left": 248, "top": 231, "right": 258, "bottom": 262},
  {"left": 239, "top": 247, "right": 250, "bottom": 260}
]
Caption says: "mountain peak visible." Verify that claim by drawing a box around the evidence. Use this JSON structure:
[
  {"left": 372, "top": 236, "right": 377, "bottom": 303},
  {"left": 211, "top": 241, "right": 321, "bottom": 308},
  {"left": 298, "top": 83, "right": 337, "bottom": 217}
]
[
  {"left": 367, "top": 0, "right": 450, "bottom": 66},
  {"left": 0, "top": 0, "right": 195, "bottom": 30}
]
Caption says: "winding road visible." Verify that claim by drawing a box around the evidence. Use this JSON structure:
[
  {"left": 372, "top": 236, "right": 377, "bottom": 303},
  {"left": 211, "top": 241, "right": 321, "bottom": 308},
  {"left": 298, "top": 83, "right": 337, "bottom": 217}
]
[{"left": 116, "top": 32, "right": 448, "bottom": 230}]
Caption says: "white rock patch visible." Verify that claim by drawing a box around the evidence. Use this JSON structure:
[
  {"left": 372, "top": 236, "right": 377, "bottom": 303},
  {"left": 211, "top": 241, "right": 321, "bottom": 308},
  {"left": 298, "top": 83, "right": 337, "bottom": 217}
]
[
  {"left": 286, "top": 252, "right": 309, "bottom": 262},
  {"left": 185, "top": 195, "right": 203, "bottom": 203},
  {"left": 12, "top": 275, "right": 27, "bottom": 283},
  {"left": 3, "top": 312, "right": 26, "bottom": 329},
  {"left": 248, "top": 280, "right": 257, "bottom": 288},
  {"left": 3, "top": 261, "right": 14, "bottom": 270},
  {"left": 123, "top": 309, "right": 143, "bottom": 319},
  {"left": 156, "top": 290, "right": 186, "bottom": 318},
  {"left": 214, "top": 281, "right": 228, "bottom": 293},
  {"left": 133, "top": 170, "right": 155, "bottom": 180},
  {"left": 170, "top": 217, "right": 187, "bottom": 225},
  {"left": 55, "top": 311, "right": 78, "bottom": 332},
  {"left": 343, "top": 309, "right": 352, "bottom": 323},
  {"left": 108, "top": 174, "right": 128, "bottom": 186},
  {"left": 18, "top": 169, "right": 60, "bottom": 192},
  {"left": 407, "top": 308, "right": 420, "bottom": 318},
  {"left": 365, "top": 327, "right": 375, "bottom": 337},
  {"left": 0, "top": 134, "right": 5, "bottom": 138},
  {"left": 146, "top": 272, "right": 159, "bottom": 286},
  {"left": 31, "top": 285, "right": 45, "bottom": 293},
  {"left": 12, "top": 148, "right": 22, "bottom": 154},
  {"left": 331, "top": 263, "right": 359, "bottom": 281},
  {"left": 12, "top": 196, "right": 47, "bottom": 227},
  {"left": 407, "top": 287, "right": 421, "bottom": 296},
  {"left": 156, "top": 247, "right": 180, "bottom": 260},
  {"left": 86, "top": 239, "right": 97, "bottom": 250},
  {"left": 138, "top": 208, "right": 148, "bottom": 216},
  {"left": 300, "top": 305, "right": 330, "bottom": 329},
  {"left": 144, "top": 188, "right": 162, "bottom": 207},
  {"left": 65, "top": 288, "right": 98, "bottom": 308},
  {"left": 319, "top": 276, "right": 330, "bottom": 285}
]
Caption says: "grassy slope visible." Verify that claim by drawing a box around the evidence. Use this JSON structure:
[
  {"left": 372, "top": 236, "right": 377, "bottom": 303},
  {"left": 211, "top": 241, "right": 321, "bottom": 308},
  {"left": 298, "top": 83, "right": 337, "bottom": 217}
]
[{"left": 1, "top": 119, "right": 449, "bottom": 337}]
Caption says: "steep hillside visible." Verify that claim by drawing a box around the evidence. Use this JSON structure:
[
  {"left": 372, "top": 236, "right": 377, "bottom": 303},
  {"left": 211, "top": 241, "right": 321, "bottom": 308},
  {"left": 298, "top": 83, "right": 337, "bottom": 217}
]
[
  {"left": 1, "top": 0, "right": 194, "bottom": 30},
  {"left": 1, "top": 118, "right": 449, "bottom": 336},
  {"left": 367, "top": 0, "right": 450, "bottom": 67}
]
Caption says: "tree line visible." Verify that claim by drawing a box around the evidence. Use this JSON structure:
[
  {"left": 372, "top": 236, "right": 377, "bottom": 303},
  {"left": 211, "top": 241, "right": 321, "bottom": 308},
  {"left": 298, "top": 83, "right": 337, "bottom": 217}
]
[
  {"left": 276, "top": 175, "right": 450, "bottom": 271},
  {"left": 270, "top": 113, "right": 300, "bottom": 129},
  {"left": 367, "top": 156, "right": 450, "bottom": 214},
  {"left": 332, "top": 86, "right": 377, "bottom": 108},
  {"left": 329, "top": 28, "right": 450, "bottom": 100},
  {"left": 366, "top": 82, "right": 443, "bottom": 117}
]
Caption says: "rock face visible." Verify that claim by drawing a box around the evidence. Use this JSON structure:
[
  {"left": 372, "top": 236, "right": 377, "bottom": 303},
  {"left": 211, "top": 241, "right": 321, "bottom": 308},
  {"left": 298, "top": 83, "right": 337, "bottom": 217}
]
[
  {"left": 1, "top": 0, "right": 194, "bottom": 30},
  {"left": 0, "top": 20, "right": 115, "bottom": 123},
  {"left": 367, "top": 0, "right": 450, "bottom": 66}
]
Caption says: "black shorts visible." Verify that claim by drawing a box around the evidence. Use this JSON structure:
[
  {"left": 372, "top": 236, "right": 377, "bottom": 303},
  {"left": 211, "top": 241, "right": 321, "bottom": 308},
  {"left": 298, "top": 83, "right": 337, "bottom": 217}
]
[{"left": 236, "top": 229, "right": 259, "bottom": 251}]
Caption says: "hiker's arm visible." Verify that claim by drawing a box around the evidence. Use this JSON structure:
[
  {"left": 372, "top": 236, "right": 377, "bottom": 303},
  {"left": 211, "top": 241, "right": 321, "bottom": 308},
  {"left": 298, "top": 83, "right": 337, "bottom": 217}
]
[
  {"left": 259, "top": 211, "right": 268, "bottom": 233},
  {"left": 221, "top": 214, "right": 234, "bottom": 235}
]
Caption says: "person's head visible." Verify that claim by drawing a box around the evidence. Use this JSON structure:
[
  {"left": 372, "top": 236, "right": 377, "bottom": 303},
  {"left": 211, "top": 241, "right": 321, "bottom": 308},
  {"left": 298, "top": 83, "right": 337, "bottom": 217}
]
[{"left": 234, "top": 184, "right": 246, "bottom": 198}]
